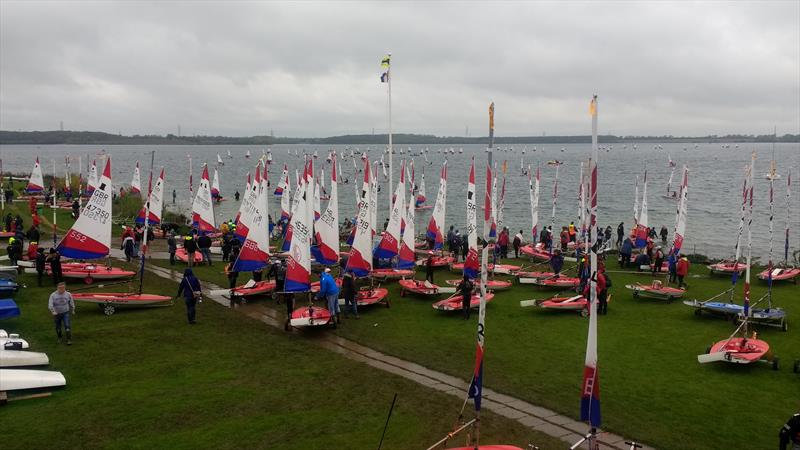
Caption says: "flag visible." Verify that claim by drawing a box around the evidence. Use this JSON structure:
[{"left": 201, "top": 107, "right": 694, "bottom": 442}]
[{"left": 380, "top": 54, "right": 390, "bottom": 83}]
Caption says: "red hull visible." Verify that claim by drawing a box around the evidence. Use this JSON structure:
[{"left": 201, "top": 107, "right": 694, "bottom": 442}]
[
  {"left": 626, "top": 283, "right": 685, "bottom": 300},
  {"left": 417, "top": 256, "right": 455, "bottom": 267},
  {"left": 72, "top": 292, "right": 171, "bottom": 306},
  {"left": 355, "top": 287, "right": 389, "bottom": 306},
  {"left": 433, "top": 293, "right": 494, "bottom": 311},
  {"left": 444, "top": 279, "right": 512, "bottom": 290},
  {"left": 231, "top": 281, "right": 277, "bottom": 297},
  {"left": 532, "top": 277, "right": 580, "bottom": 288},
  {"left": 709, "top": 337, "right": 770, "bottom": 364},
  {"left": 369, "top": 269, "right": 415, "bottom": 280},
  {"left": 538, "top": 295, "right": 589, "bottom": 312},
  {"left": 176, "top": 248, "right": 204, "bottom": 263},
  {"left": 520, "top": 244, "right": 551, "bottom": 260},
  {"left": 758, "top": 267, "right": 800, "bottom": 282},
  {"left": 708, "top": 262, "right": 747, "bottom": 274},
  {"left": 55, "top": 263, "right": 136, "bottom": 283},
  {"left": 399, "top": 279, "right": 442, "bottom": 296},
  {"left": 291, "top": 306, "right": 333, "bottom": 326}
]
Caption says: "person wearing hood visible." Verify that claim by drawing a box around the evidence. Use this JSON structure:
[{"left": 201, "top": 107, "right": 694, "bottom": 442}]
[
  {"left": 177, "top": 269, "right": 202, "bottom": 324},
  {"left": 549, "top": 248, "right": 565, "bottom": 278},
  {"left": 317, "top": 268, "right": 341, "bottom": 324},
  {"left": 183, "top": 235, "right": 198, "bottom": 267}
]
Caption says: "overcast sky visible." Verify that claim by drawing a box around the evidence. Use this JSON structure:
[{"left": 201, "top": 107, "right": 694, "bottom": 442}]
[{"left": 1, "top": 1, "right": 798, "bottom": 138}]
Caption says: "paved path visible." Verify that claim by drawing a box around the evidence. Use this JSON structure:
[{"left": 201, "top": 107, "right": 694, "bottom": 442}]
[{"left": 141, "top": 261, "right": 649, "bottom": 450}]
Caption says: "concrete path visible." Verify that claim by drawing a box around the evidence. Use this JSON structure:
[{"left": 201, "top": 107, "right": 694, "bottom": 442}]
[{"left": 141, "top": 261, "right": 649, "bottom": 450}]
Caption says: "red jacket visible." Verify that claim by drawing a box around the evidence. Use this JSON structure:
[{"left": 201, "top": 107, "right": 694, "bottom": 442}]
[
  {"left": 583, "top": 272, "right": 607, "bottom": 297},
  {"left": 676, "top": 258, "right": 690, "bottom": 276}
]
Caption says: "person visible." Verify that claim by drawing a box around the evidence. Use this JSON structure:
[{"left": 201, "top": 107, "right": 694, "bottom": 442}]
[
  {"left": 197, "top": 233, "right": 212, "bottom": 266},
  {"left": 226, "top": 245, "right": 240, "bottom": 289},
  {"left": 48, "top": 282, "right": 75, "bottom": 345},
  {"left": 221, "top": 233, "right": 232, "bottom": 262},
  {"left": 383, "top": 218, "right": 389, "bottom": 232},
  {"left": 619, "top": 237, "right": 633, "bottom": 268},
  {"left": 71, "top": 199, "right": 80, "bottom": 218},
  {"left": 652, "top": 246, "right": 664, "bottom": 275},
  {"left": 667, "top": 251, "right": 678, "bottom": 284},
  {"left": 177, "top": 268, "right": 202, "bottom": 324},
  {"left": 167, "top": 233, "right": 177, "bottom": 265},
  {"left": 634, "top": 252, "right": 650, "bottom": 271},
  {"left": 550, "top": 249, "right": 564, "bottom": 277},
  {"left": 676, "top": 256, "right": 690, "bottom": 288},
  {"left": 133, "top": 225, "right": 143, "bottom": 257},
  {"left": 604, "top": 226, "right": 612, "bottom": 245},
  {"left": 317, "top": 268, "right": 340, "bottom": 324},
  {"left": 122, "top": 233, "right": 135, "bottom": 262},
  {"left": 545, "top": 226, "right": 553, "bottom": 251},
  {"left": 6, "top": 237, "right": 21, "bottom": 267},
  {"left": 452, "top": 231, "right": 462, "bottom": 262},
  {"left": 457, "top": 274, "right": 474, "bottom": 320},
  {"left": 425, "top": 254, "right": 435, "bottom": 283},
  {"left": 616, "top": 222, "right": 625, "bottom": 248},
  {"left": 583, "top": 267, "right": 607, "bottom": 316},
  {"left": 172, "top": 189, "right": 177, "bottom": 204},
  {"left": 568, "top": 222, "right": 576, "bottom": 242},
  {"left": 513, "top": 230, "right": 523, "bottom": 258},
  {"left": 35, "top": 247, "right": 46, "bottom": 287},
  {"left": 498, "top": 227, "right": 509, "bottom": 258},
  {"left": 660, "top": 225, "right": 668, "bottom": 244},
  {"left": 47, "top": 248, "right": 63, "bottom": 284},
  {"left": 234, "top": 190, "right": 240, "bottom": 201},
  {"left": 779, "top": 410, "right": 800, "bottom": 450},
  {"left": 461, "top": 236, "right": 469, "bottom": 262},
  {"left": 268, "top": 259, "right": 287, "bottom": 291},
  {"left": 560, "top": 226, "right": 569, "bottom": 252},
  {"left": 598, "top": 265, "right": 611, "bottom": 315},
  {"left": 26, "top": 225, "right": 40, "bottom": 244},
  {"left": 341, "top": 272, "right": 358, "bottom": 319},
  {"left": 446, "top": 226, "right": 455, "bottom": 252},
  {"left": 183, "top": 235, "right": 197, "bottom": 268}
]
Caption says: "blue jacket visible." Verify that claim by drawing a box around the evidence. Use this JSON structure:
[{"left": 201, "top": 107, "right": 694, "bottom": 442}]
[
  {"left": 177, "top": 269, "right": 202, "bottom": 301},
  {"left": 620, "top": 238, "right": 633, "bottom": 255},
  {"left": 550, "top": 254, "right": 564, "bottom": 274},
  {"left": 317, "top": 273, "right": 340, "bottom": 298},
  {"left": 668, "top": 253, "right": 678, "bottom": 271}
]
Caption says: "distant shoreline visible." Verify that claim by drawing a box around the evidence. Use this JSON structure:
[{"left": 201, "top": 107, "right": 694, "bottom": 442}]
[{"left": 1, "top": 130, "right": 798, "bottom": 145}]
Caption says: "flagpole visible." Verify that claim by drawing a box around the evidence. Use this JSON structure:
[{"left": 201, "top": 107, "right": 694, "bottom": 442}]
[
  {"left": 52, "top": 159, "right": 57, "bottom": 246},
  {"left": 387, "top": 52, "right": 393, "bottom": 214}
]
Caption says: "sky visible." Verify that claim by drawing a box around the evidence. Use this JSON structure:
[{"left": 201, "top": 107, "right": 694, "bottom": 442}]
[{"left": 1, "top": 1, "right": 798, "bottom": 138}]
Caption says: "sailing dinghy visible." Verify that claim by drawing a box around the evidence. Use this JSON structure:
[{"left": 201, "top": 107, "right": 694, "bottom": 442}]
[
  {"left": 0, "top": 369, "right": 66, "bottom": 391},
  {"left": 758, "top": 170, "right": 797, "bottom": 282}
]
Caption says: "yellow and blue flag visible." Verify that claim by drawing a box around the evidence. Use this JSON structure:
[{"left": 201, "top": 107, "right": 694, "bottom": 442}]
[{"left": 380, "top": 55, "right": 390, "bottom": 83}]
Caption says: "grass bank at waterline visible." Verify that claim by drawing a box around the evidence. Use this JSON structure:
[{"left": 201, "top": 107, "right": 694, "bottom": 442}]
[{"left": 2, "top": 272, "right": 560, "bottom": 449}]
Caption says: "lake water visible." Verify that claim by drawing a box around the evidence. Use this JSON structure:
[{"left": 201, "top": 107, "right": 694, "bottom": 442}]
[{"left": 1, "top": 142, "right": 798, "bottom": 261}]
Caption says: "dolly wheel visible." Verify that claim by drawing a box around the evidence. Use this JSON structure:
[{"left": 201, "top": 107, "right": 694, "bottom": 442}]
[
  {"left": 781, "top": 320, "right": 788, "bottom": 332},
  {"left": 694, "top": 308, "right": 701, "bottom": 316},
  {"left": 772, "top": 357, "right": 780, "bottom": 371},
  {"left": 580, "top": 308, "right": 589, "bottom": 317},
  {"left": 632, "top": 290, "right": 639, "bottom": 299},
  {"left": 103, "top": 304, "right": 116, "bottom": 316}
]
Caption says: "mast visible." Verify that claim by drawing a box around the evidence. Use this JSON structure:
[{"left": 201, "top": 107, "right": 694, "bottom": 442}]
[
  {"left": 785, "top": 169, "right": 792, "bottom": 266},
  {"left": 550, "top": 162, "right": 560, "bottom": 251},
  {"left": 52, "top": 159, "right": 57, "bottom": 246},
  {"left": 381, "top": 54, "right": 393, "bottom": 214},
  {"left": 579, "top": 95, "right": 601, "bottom": 447},
  {"left": 730, "top": 162, "right": 752, "bottom": 301},
  {"left": 138, "top": 150, "right": 155, "bottom": 294},
  {"left": 743, "top": 153, "right": 755, "bottom": 325},
  {"left": 766, "top": 160, "right": 774, "bottom": 306},
  {"left": 484, "top": 102, "right": 495, "bottom": 241}
]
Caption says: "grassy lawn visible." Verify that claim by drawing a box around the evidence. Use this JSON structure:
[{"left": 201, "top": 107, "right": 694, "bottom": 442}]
[
  {"left": 154, "top": 251, "right": 800, "bottom": 450},
  {"left": 3, "top": 270, "right": 566, "bottom": 450}
]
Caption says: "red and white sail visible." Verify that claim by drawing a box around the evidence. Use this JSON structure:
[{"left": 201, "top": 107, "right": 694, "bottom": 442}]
[
  {"left": 529, "top": 165, "right": 540, "bottom": 242},
  {"left": 26, "top": 157, "right": 45, "bottom": 193},
  {"left": 312, "top": 154, "right": 339, "bottom": 266},
  {"left": 634, "top": 171, "right": 649, "bottom": 247},
  {"left": 415, "top": 171, "right": 427, "bottom": 208},
  {"left": 313, "top": 177, "right": 321, "bottom": 221},
  {"left": 369, "top": 161, "right": 378, "bottom": 235},
  {"left": 398, "top": 162, "right": 416, "bottom": 269},
  {"left": 275, "top": 164, "right": 289, "bottom": 196},
  {"left": 375, "top": 160, "right": 405, "bottom": 259},
  {"left": 235, "top": 164, "right": 262, "bottom": 243},
  {"left": 131, "top": 161, "right": 142, "bottom": 195},
  {"left": 784, "top": 170, "right": 792, "bottom": 265},
  {"left": 137, "top": 168, "right": 165, "bottom": 225},
  {"left": 484, "top": 164, "right": 495, "bottom": 240},
  {"left": 234, "top": 164, "right": 270, "bottom": 272},
  {"left": 426, "top": 161, "right": 448, "bottom": 250},
  {"left": 285, "top": 160, "right": 312, "bottom": 292},
  {"left": 58, "top": 158, "right": 112, "bottom": 259},
  {"left": 580, "top": 95, "right": 601, "bottom": 429},
  {"left": 347, "top": 158, "right": 373, "bottom": 277},
  {"left": 86, "top": 160, "right": 98, "bottom": 195},
  {"left": 281, "top": 167, "right": 306, "bottom": 252},
  {"left": 463, "top": 158, "right": 479, "bottom": 279},
  {"left": 671, "top": 165, "right": 689, "bottom": 255},
  {"left": 211, "top": 168, "right": 221, "bottom": 199},
  {"left": 280, "top": 168, "right": 291, "bottom": 221},
  {"left": 632, "top": 175, "right": 639, "bottom": 229},
  {"left": 191, "top": 164, "right": 216, "bottom": 233},
  {"left": 497, "top": 166, "right": 506, "bottom": 230}
]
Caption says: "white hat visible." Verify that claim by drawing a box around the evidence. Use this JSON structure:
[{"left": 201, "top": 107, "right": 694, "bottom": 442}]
[{"left": 324, "top": 268, "right": 331, "bottom": 273}]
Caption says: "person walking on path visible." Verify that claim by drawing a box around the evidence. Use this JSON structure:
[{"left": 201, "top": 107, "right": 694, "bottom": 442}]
[
  {"left": 183, "top": 235, "right": 198, "bottom": 268},
  {"left": 177, "top": 269, "right": 202, "bottom": 324},
  {"left": 48, "top": 282, "right": 75, "bottom": 345},
  {"left": 341, "top": 272, "right": 358, "bottom": 319},
  {"left": 197, "top": 233, "right": 213, "bottom": 266},
  {"left": 317, "top": 268, "right": 340, "bottom": 324},
  {"left": 457, "top": 275, "right": 474, "bottom": 320},
  {"left": 167, "top": 233, "right": 177, "bottom": 265}
]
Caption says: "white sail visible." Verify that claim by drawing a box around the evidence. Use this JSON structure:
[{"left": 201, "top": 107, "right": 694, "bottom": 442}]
[
  {"left": 672, "top": 165, "right": 689, "bottom": 255},
  {"left": 634, "top": 171, "right": 649, "bottom": 247},
  {"left": 375, "top": 160, "right": 405, "bottom": 259},
  {"left": 633, "top": 175, "right": 639, "bottom": 228},
  {"left": 398, "top": 163, "right": 416, "bottom": 269},
  {"left": 211, "top": 168, "right": 221, "bottom": 199},
  {"left": 217, "top": 153, "right": 224, "bottom": 165},
  {"left": 57, "top": 158, "right": 112, "bottom": 259},
  {"left": 234, "top": 165, "right": 271, "bottom": 272},
  {"left": 87, "top": 160, "right": 98, "bottom": 194},
  {"left": 191, "top": 164, "right": 216, "bottom": 232},
  {"left": 346, "top": 159, "right": 373, "bottom": 277},
  {"left": 284, "top": 161, "right": 312, "bottom": 292},
  {"left": 426, "top": 161, "right": 448, "bottom": 250},
  {"left": 313, "top": 154, "right": 339, "bottom": 265},
  {"left": 530, "top": 166, "right": 540, "bottom": 242},
  {"left": 130, "top": 161, "right": 142, "bottom": 195},
  {"left": 369, "top": 162, "right": 378, "bottom": 235}
]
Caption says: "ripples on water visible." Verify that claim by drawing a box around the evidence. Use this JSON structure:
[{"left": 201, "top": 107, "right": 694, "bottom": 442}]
[{"left": 1, "top": 143, "right": 798, "bottom": 260}]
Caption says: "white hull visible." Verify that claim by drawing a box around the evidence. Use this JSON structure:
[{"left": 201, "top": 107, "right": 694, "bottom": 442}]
[
  {"left": 0, "top": 369, "right": 66, "bottom": 391},
  {"left": 0, "top": 350, "right": 49, "bottom": 367}
]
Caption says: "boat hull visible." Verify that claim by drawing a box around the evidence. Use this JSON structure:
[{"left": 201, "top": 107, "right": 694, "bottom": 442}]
[
  {"left": 230, "top": 281, "right": 277, "bottom": 298},
  {"left": 0, "top": 350, "right": 49, "bottom": 367},
  {"left": 0, "top": 369, "right": 66, "bottom": 391},
  {"left": 432, "top": 293, "right": 494, "bottom": 311},
  {"left": 757, "top": 267, "right": 800, "bottom": 282},
  {"left": 290, "top": 306, "right": 333, "bottom": 327},
  {"left": 626, "top": 284, "right": 686, "bottom": 301}
]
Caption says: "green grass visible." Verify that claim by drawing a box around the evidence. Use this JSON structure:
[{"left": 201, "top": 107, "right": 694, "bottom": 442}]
[
  {"left": 3, "top": 269, "right": 565, "bottom": 450},
  {"left": 161, "top": 254, "right": 800, "bottom": 450}
]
